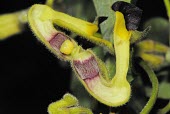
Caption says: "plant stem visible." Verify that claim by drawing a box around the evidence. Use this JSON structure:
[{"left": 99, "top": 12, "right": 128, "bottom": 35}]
[
  {"left": 164, "top": 0, "right": 170, "bottom": 18},
  {"left": 45, "top": 0, "right": 54, "bottom": 7},
  {"left": 163, "top": 0, "right": 170, "bottom": 45},
  {"left": 139, "top": 60, "right": 159, "bottom": 114},
  {"left": 158, "top": 100, "right": 170, "bottom": 114}
]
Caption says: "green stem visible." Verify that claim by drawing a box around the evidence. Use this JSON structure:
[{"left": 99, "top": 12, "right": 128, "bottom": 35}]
[
  {"left": 163, "top": 0, "right": 170, "bottom": 45},
  {"left": 164, "top": 0, "right": 170, "bottom": 18},
  {"left": 45, "top": 0, "right": 54, "bottom": 7},
  {"left": 139, "top": 60, "right": 159, "bottom": 114},
  {"left": 87, "top": 35, "right": 114, "bottom": 55},
  {"left": 158, "top": 101, "right": 170, "bottom": 114}
]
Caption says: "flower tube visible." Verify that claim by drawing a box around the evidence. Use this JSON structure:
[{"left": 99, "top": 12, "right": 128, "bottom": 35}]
[
  {"left": 28, "top": 4, "right": 78, "bottom": 61},
  {"left": 28, "top": 4, "right": 114, "bottom": 54},
  {"left": 28, "top": 1, "right": 143, "bottom": 107}
]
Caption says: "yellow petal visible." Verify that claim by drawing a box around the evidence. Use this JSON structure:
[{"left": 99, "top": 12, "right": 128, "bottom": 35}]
[
  {"left": 39, "top": 4, "right": 98, "bottom": 36},
  {"left": 0, "top": 9, "right": 27, "bottom": 40},
  {"left": 114, "top": 11, "right": 131, "bottom": 41},
  {"left": 0, "top": 13, "right": 20, "bottom": 40}
]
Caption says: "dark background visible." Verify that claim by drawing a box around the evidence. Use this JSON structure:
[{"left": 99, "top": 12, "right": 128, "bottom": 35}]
[{"left": 0, "top": 0, "right": 168, "bottom": 114}]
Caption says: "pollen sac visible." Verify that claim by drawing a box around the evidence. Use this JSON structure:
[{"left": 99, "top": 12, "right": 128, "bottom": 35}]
[
  {"left": 112, "top": 1, "right": 142, "bottom": 30},
  {"left": 49, "top": 33, "right": 76, "bottom": 60},
  {"left": 60, "top": 39, "right": 74, "bottom": 55}
]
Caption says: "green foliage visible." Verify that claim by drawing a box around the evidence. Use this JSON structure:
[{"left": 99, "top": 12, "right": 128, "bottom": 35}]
[
  {"left": 143, "top": 17, "right": 169, "bottom": 45},
  {"left": 146, "top": 82, "right": 170, "bottom": 99},
  {"left": 92, "top": 0, "right": 130, "bottom": 41}
]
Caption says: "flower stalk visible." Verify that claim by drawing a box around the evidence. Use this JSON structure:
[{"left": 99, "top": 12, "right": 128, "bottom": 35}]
[{"left": 139, "top": 60, "right": 159, "bottom": 114}]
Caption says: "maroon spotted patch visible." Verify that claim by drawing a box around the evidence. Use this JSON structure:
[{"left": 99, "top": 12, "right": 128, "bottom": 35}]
[
  {"left": 73, "top": 56, "right": 99, "bottom": 80},
  {"left": 49, "top": 33, "right": 67, "bottom": 52}
]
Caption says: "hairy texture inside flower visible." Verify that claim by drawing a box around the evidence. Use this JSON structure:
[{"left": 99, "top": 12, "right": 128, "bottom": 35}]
[
  {"left": 49, "top": 33, "right": 68, "bottom": 53},
  {"left": 73, "top": 56, "right": 99, "bottom": 80},
  {"left": 112, "top": 1, "right": 142, "bottom": 30}
]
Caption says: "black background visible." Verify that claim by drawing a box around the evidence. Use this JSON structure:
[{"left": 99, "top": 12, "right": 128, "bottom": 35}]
[{"left": 0, "top": 0, "right": 168, "bottom": 114}]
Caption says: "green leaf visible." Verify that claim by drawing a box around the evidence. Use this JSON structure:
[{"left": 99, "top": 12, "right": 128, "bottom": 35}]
[
  {"left": 53, "top": 0, "right": 96, "bottom": 21},
  {"left": 166, "top": 49, "right": 170, "bottom": 63},
  {"left": 92, "top": 0, "right": 130, "bottom": 41},
  {"left": 105, "top": 56, "right": 116, "bottom": 80},
  {"left": 92, "top": 46, "right": 105, "bottom": 60},
  {"left": 143, "top": 17, "right": 169, "bottom": 45},
  {"left": 158, "top": 82, "right": 170, "bottom": 99},
  {"left": 146, "top": 81, "right": 170, "bottom": 99}
]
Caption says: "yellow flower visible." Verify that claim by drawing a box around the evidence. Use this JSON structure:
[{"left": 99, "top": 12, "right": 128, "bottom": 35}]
[
  {"left": 28, "top": 1, "right": 143, "bottom": 107},
  {"left": 136, "top": 39, "right": 170, "bottom": 69},
  {"left": 0, "top": 9, "right": 27, "bottom": 40}
]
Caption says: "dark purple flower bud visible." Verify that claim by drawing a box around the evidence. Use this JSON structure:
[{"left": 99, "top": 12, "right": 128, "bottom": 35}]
[{"left": 112, "top": 1, "right": 142, "bottom": 30}]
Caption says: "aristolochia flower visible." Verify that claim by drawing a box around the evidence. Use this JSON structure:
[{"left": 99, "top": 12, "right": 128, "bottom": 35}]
[
  {"left": 71, "top": 1, "right": 142, "bottom": 105},
  {"left": 28, "top": 1, "right": 142, "bottom": 107}
]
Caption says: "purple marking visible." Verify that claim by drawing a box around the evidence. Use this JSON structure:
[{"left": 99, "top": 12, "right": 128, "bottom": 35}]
[
  {"left": 73, "top": 56, "right": 99, "bottom": 80},
  {"left": 49, "top": 33, "right": 67, "bottom": 52}
]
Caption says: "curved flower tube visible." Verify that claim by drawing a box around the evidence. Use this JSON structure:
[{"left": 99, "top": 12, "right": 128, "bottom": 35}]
[
  {"left": 28, "top": 4, "right": 113, "bottom": 106},
  {"left": 71, "top": 9, "right": 134, "bottom": 106},
  {"left": 28, "top": 1, "right": 142, "bottom": 107},
  {"left": 28, "top": 4, "right": 114, "bottom": 54},
  {"left": 28, "top": 4, "right": 78, "bottom": 61}
]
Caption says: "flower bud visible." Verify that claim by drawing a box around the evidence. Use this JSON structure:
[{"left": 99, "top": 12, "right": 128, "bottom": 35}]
[
  {"left": 135, "top": 39, "right": 170, "bottom": 69},
  {"left": 112, "top": 1, "right": 142, "bottom": 31}
]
